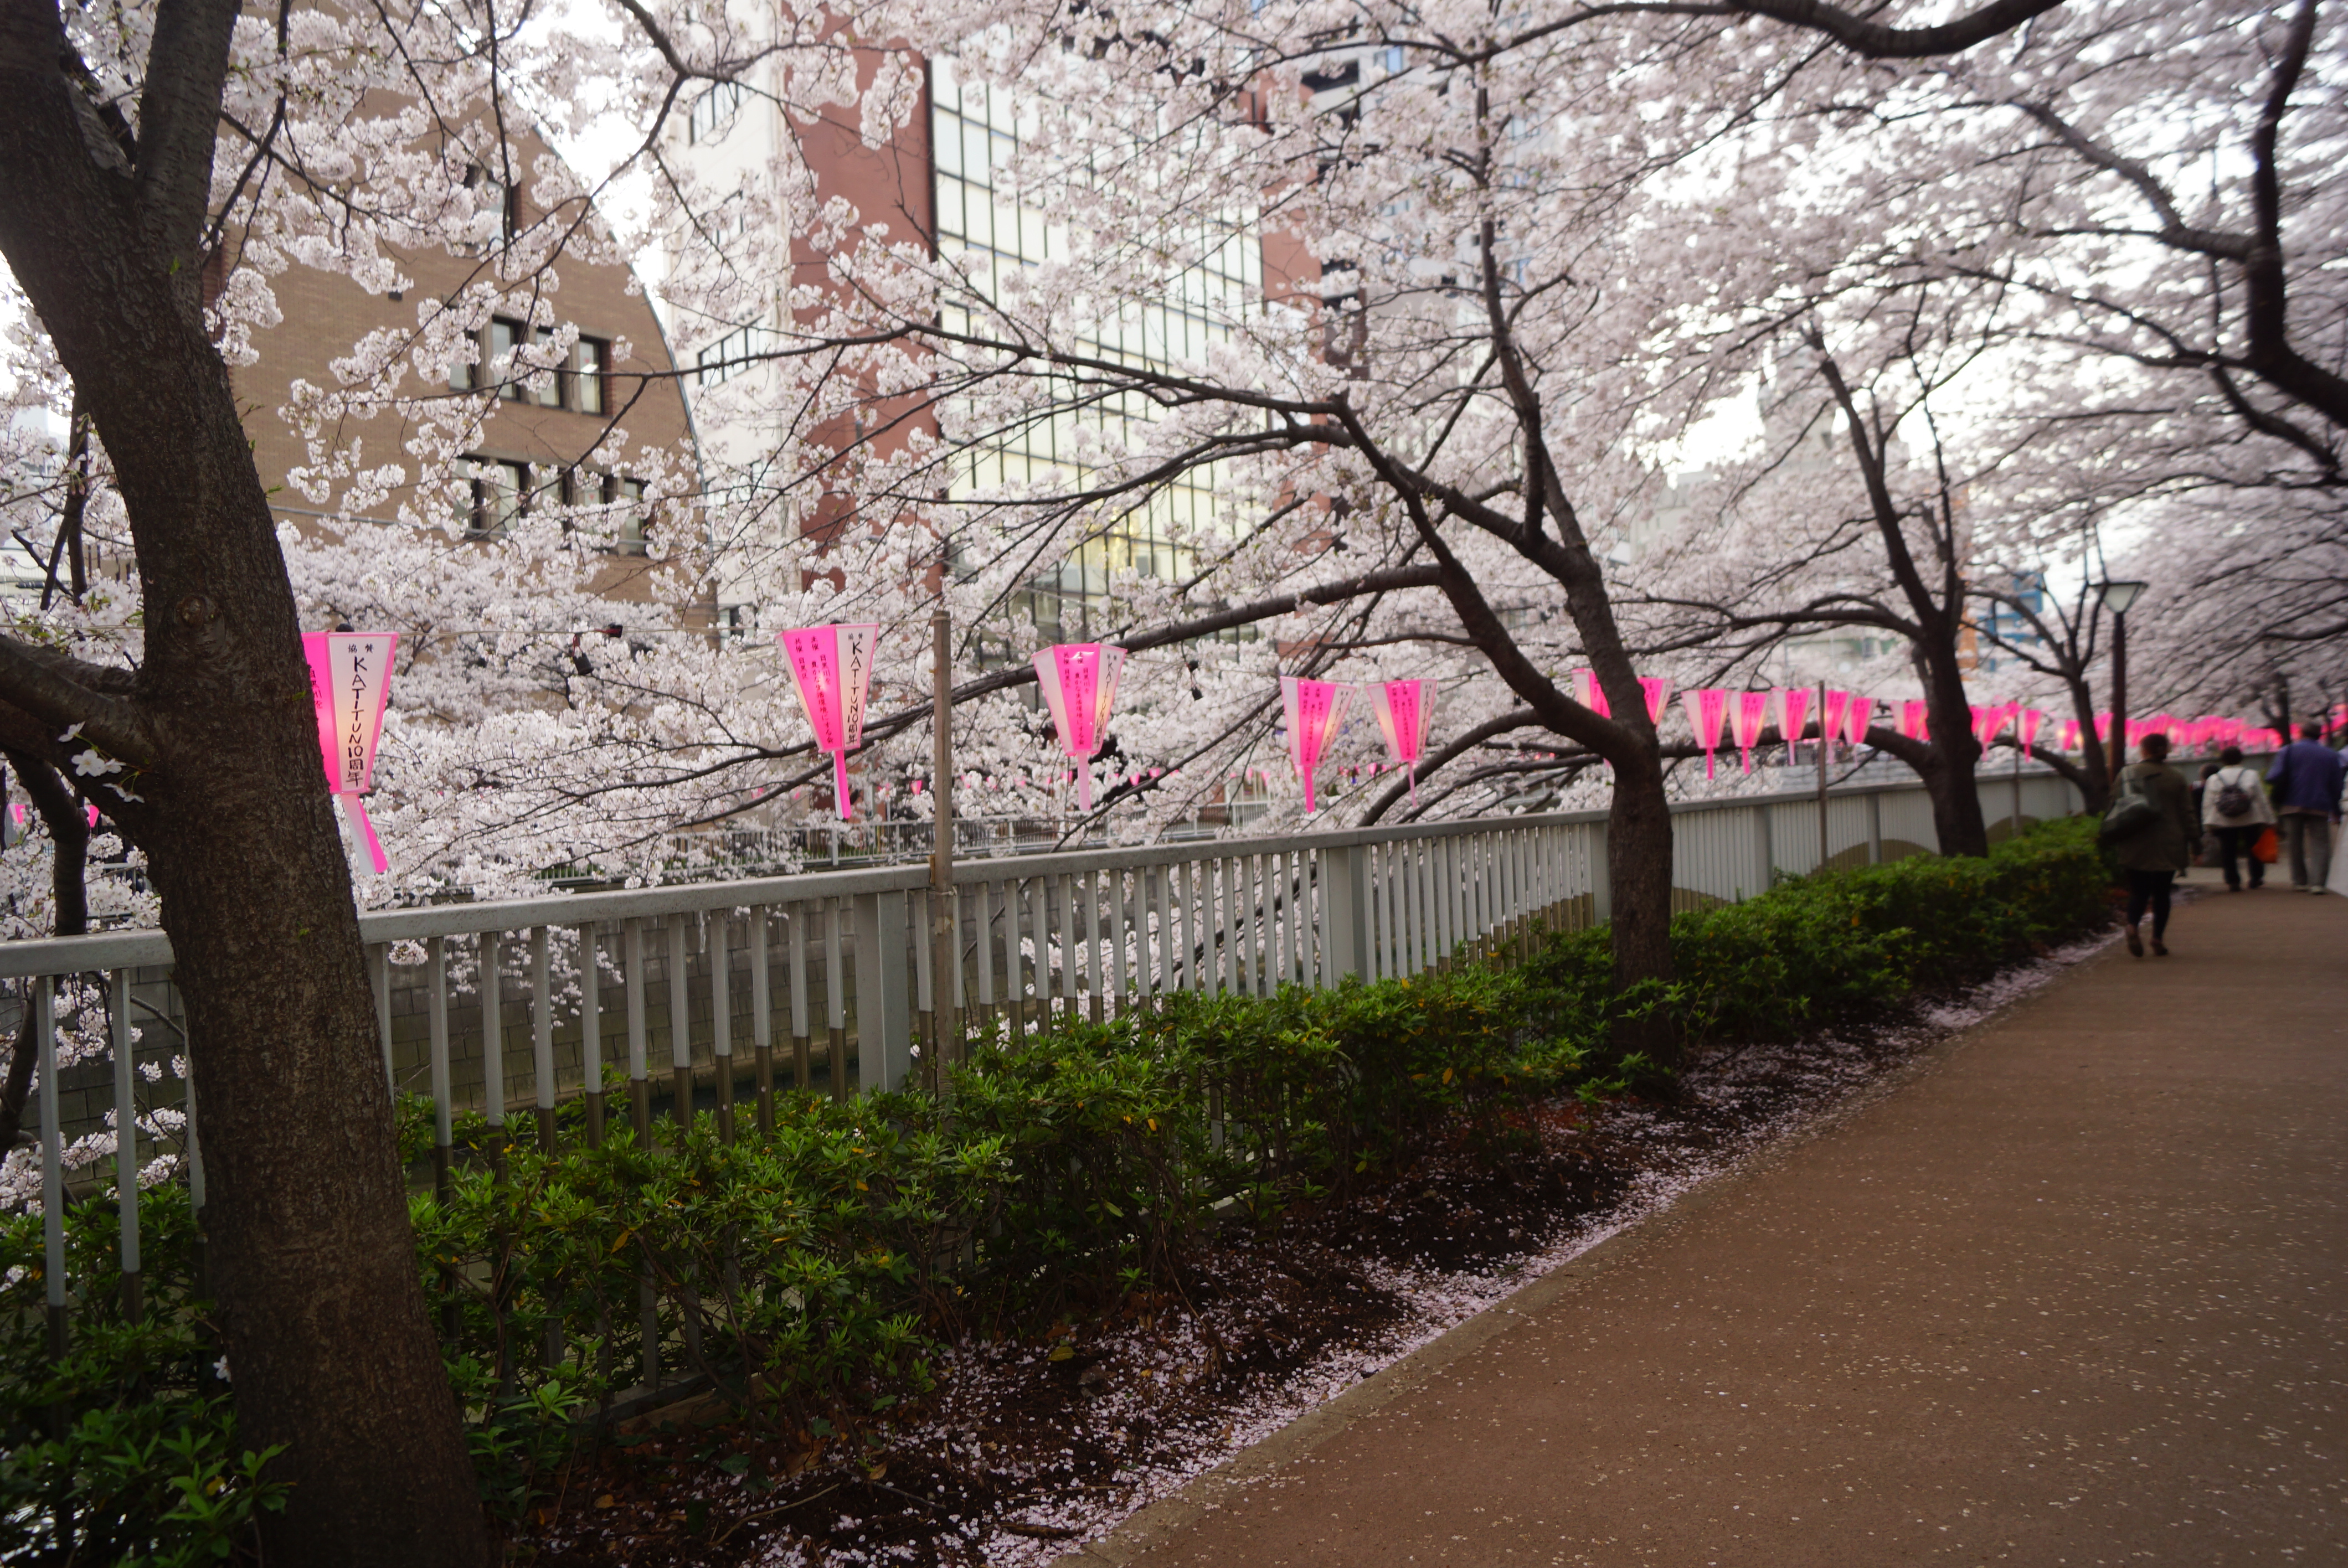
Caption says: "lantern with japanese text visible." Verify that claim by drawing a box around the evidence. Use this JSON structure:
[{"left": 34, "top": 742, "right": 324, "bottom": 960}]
[
  {"left": 1033, "top": 642, "right": 1127, "bottom": 811},
  {"left": 779, "top": 623, "right": 878, "bottom": 822},
  {"left": 1368, "top": 679, "right": 1434, "bottom": 805},
  {"left": 302, "top": 631, "right": 398, "bottom": 876},
  {"left": 1281, "top": 676, "right": 1356, "bottom": 815}
]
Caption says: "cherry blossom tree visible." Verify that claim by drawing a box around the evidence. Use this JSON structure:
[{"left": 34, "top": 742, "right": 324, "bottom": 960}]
[{"left": 0, "top": 0, "right": 2300, "bottom": 1556}]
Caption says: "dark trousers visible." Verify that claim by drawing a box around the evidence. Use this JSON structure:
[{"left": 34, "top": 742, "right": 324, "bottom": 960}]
[
  {"left": 2214, "top": 824, "right": 2267, "bottom": 889},
  {"left": 2125, "top": 869, "right": 2176, "bottom": 937}
]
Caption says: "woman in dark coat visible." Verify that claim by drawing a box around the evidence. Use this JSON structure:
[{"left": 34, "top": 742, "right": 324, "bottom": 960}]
[{"left": 2114, "top": 733, "right": 2201, "bottom": 957}]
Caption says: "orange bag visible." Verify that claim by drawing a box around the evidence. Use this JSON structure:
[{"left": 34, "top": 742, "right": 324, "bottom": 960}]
[{"left": 2253, "top": 826, "right": 2280, "bottom": 864}]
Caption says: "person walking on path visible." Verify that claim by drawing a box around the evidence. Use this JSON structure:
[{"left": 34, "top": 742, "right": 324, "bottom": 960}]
[
  {"left": 2264, "top": 722, "right": 2346, "bottom": 893},
  {"left": 2202, "top": 744, "right": 2277, "bottom": 891},
  {"left": 2115, "top": 733, "right": 2200, "bottom": 957}
]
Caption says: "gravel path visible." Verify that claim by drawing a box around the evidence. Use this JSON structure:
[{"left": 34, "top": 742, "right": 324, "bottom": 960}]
[{"left": 1057, "top": 879, "right": 2348, "bottom": 1567}]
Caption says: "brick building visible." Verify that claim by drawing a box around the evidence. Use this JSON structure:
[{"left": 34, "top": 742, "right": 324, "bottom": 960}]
[{"left": 231, "top": 123, "right": 698, "bottom": 604}]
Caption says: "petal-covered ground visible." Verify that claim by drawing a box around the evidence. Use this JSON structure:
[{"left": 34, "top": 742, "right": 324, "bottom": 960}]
[{"left": 519, "top": 930, "right": 2120, "bottom": 1567}]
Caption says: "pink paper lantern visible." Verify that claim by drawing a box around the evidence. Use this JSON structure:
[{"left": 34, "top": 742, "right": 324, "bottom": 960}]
[
  {"left": 1821, "top": 689, "right": 1850, "bottom": 750},
  {"left": 1571, "top": 669, "right": 1611, "bottom": 719},
  {"left": 1369, "top": 679, "right": 1434, "bottom": 805},
  {"left": 1842, "top": 693, "right": 1871, "bottom": 747},
  {"left": 302, "top": 631, "right": 398, "bottom": 876},
  {"left": 2016, "top": 709, "right": 2045, "bottom": 752},
  {"left": 1640, "top": 675, "right": 1674, "bottom": 725},
  {"left": 1280, "top": 675, "right": 1356, "bottom": 815},
  {"left": 1774, "top": 688, "right": 1811, "bottom": 756},
  {"left": 1731, "top": 691, "right": 1771, "bottom": 774},
  {"left": 1899, "top": 700, "right": 1931, "bottom": 742},
  {"left": 1032, "top": 643, "right": 1126, "bottom": 811},
  {"left": 1680, "top": 688, "right": 1728, "bottom": 778},
  {"left": 779, "top": 623, "right": 879, "bottom": 822}
]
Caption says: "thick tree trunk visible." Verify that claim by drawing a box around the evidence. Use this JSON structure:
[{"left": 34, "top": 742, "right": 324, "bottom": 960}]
[
  {"left": 1867, "top": 725, "right": 1991, "bottom": 859},
  {"left": 1916, "top": 744, "right": 1991, "bottom": 859},
  {"left": 0, "top": 3, "right": 489, "bottom": 1560},
  {"left": 1603, "top": 747, "right": 1677, "bottom": 1060},
  {"left": 1920, "top": 667, "right": 1990, "bottom": 858},
  {"left": 136, "top": 723, "right": 486, "bottom": 1567},
  {"left": 2065, "top": 678, "right": 2112, "bottom": 811}
]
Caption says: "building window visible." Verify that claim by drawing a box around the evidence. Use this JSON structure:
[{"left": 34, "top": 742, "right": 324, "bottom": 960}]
[
  {"left": 488, "top": 318, "right": 530, "bottom": 403},
  {"left": 571, "top": 337, "right": 608, "bottom": 414},
  {"left": 570, "top": 471, "right": 652, "bottom": 553},
  {"left": 464, "top": 166, "right": 521, "bottom": 249},
  {"left": 931, "top": 55, "right": 1261, "bottom": 638},
  {"left": 464, "top": 457, "right": 528, "bottom": 536},
  {"left": 607, "top": 476, "right": 650, "bottom": 553},
  {"left": 695, "top": 324, "right": 761, "bottom": 388},
  {"left": 688, "top": 80, "right": 745, "bottom": 145}
]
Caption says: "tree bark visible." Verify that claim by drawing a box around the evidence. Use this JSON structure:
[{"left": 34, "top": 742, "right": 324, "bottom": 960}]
[
  {"left": 1602, "top": 744, "right": 1676, "bottom": 1046},
  {"left": 0, "top": 3, "right": 488, "bottom": 1561},
  {"left": 1918, "top": 647, "right": 1991, "bottom": 858}
]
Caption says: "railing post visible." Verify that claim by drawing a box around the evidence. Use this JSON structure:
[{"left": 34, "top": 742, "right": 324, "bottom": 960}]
[
  {"left": 111, "top": 969, "right": 140, "bottom": 1322},
  {"left": 912, "top": 889, "right": 936, "bottom": 1085},
  {"left": 1592, "top": 821, "right": 1612, "bottom": 925},
  {"left": 666, "top": 919, "right": 693, "bottom": 1131},
  {"left": 624, "top": 919, "right": 650, "bottom": 1143},
  {"left": 425, "top": 940, "right": 457, "bottom": 1338},
  {"left": 531, "top": 927, "right": 557, "bottom": 1152},
  {"left": 578, "top": 924, "right": 604, "bottom": 1146},
  {"left": 1321, "top": 842, "right": 1372, "bottom": 983},
  {"left": 38, "top": 979, "right": 66, "bottom": 1384},
  {"left": 750, "top": 906, "right": 774, "bottom": 1136},
  {"left": 480, "top": 930, "right": 506, "bottom": 1172},
  {"left": 824, "top": 897, "right": 847, "bottom": 1101},
  {"left": 368, "top": 943, "right": 393, "bottom": 1093},
  {"left": 710, "top": 914, "right": 734, "bottom": 1143},
  {"left": 853, "top": 889, "right": 912, "bottom": 1091}
]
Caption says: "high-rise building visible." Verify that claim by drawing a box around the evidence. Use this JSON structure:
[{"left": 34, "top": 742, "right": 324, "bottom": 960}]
[{"left": 665, "top": 49, "right": 1274, "bottom": 637}]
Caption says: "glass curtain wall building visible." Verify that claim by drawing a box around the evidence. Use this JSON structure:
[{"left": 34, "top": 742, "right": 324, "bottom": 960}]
[{"left": 930, "top": 59, "right": 1264, "bottom": 643}]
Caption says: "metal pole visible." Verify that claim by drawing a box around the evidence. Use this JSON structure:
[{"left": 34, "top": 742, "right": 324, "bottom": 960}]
[
  {"left": 2107, "top": 610, "right": 2129, "bottom": 780},
  {"left": 929, "top": 609, "right": 957, "bottom": 1075},
  {"left": 2010, "top": 739, "right": 2023, "bottom": 840},
  {"left": 1815, "top": 679, "right": 1829, "bottom": 872}
]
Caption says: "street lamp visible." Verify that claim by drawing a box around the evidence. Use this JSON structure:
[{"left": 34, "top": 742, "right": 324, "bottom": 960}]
[{"left": 2098, "top": 579, "right": 2149, "bottom": 779}]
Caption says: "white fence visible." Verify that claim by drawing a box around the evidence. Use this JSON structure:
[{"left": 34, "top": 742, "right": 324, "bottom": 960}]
[{"left": 2, "top": 767, "right": 2083, "bottom": 1375}]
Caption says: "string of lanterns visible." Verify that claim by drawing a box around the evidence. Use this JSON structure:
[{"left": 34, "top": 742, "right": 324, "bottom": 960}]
[{"left": 278, "top": 625, "right": 2307, "bottom": 874}]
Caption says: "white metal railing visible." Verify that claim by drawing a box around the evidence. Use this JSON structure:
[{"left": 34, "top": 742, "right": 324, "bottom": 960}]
[{"left": 2, "top": 767, "right": 2082, "bottom": 1393}]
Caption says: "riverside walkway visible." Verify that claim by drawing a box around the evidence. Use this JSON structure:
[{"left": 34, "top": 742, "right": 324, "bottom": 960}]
[{"left": 1068, "top": 879, "right": 2348, "bottom": 1566}]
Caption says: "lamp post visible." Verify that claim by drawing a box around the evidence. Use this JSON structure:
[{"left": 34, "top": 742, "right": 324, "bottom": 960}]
[{"left": 2098, "top": 579, "right": 2148, "bottom": 781}]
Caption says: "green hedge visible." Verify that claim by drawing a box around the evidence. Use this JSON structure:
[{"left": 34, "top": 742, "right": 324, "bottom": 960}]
[
  {"left": 1, "top": 816, "right": 2109, "bottom": 1559},
  {"left": 1526, "top": 812, "right": 2113, "bottom": 1044}
]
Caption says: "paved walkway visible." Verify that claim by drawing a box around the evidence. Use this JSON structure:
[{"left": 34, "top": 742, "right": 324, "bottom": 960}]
[{"left": 1074, "top": 879, "right": 2348, "bottom": 1566}]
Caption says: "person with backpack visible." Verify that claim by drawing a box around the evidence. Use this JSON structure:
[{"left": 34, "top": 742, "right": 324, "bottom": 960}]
[
  {"left": 2201, "top": 744, "right": 2276, "bottom": 891},
  {"left": 2264, "top": 722, "right": 2347, "bottom": 893},
  {"left": 2106, "top": 733, "right": 2201, "bottom": 957}
]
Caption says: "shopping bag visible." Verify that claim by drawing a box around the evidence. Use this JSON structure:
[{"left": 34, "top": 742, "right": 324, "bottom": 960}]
[{"left": 2253, "top": 826, "right": 2280, "bottom": 864}]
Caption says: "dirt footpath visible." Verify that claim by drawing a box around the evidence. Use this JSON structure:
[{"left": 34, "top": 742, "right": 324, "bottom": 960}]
[{"left": 1062, "top": 884, "right": 2348, "bottom": 1567}]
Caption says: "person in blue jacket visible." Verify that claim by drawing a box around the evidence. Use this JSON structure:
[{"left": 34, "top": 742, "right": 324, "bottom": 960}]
[{"left": 2265, "top": 723, "right": 2347, "bottom": 893}]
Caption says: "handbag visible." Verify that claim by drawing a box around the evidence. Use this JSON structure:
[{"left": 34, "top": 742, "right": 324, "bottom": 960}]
[
  {"left": 2099, "top": 770, "right": 2159, "bottom": 844},
  {"left": 2253, "top": 826, "right": 2280, "bottom": 864}
]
